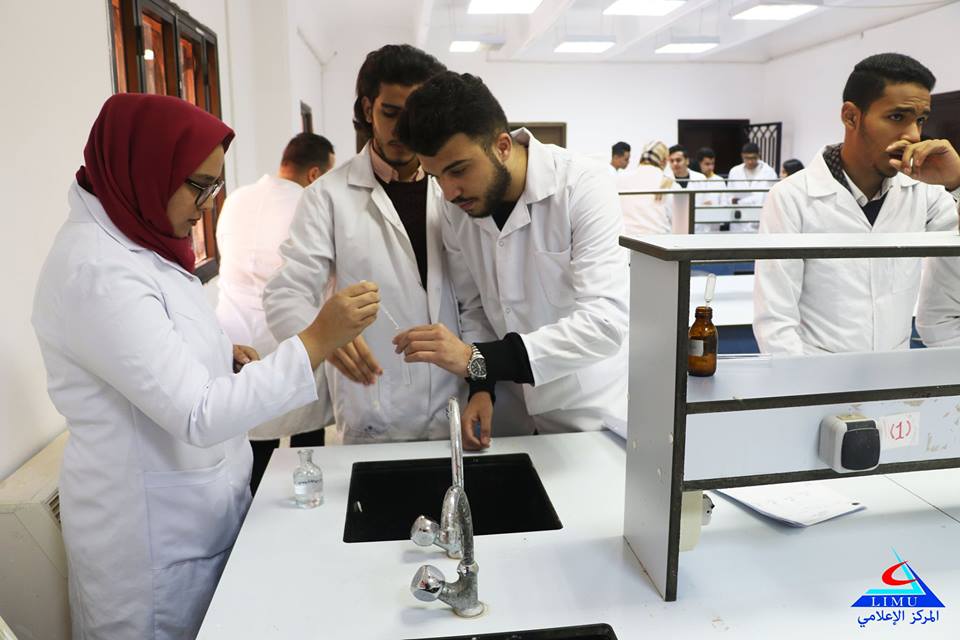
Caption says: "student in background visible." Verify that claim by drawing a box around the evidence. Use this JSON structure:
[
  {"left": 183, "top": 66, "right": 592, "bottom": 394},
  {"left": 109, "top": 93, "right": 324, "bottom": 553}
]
[
  {"left": 618, "top": 140, "right": 673, "bottom": 235},
  {"left": 215, "top": 133, "right": 336, "bottom": 493},
  {"left": 695, "top": 147, "right": 727, "bottom": 206},
  {"left": 728, "top": 142, "right": 779, "bottom": 205},
  {"left": 664, "top": 144, "right": 705, "bottom": 188},
  {"left": 609, "top": 141, "right": 631, "bottom": 175},
  {"left": 781, "top": 158, "right": 804, "bottom": 177}
]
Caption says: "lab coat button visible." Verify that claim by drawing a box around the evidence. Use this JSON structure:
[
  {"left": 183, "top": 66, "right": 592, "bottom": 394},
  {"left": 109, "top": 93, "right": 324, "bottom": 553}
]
[
  {"left": 505, "top": 307, "right": 511, "bottom": 314},
  {"left": 498, "top": 240, "right": 504, "bottom": 247}
]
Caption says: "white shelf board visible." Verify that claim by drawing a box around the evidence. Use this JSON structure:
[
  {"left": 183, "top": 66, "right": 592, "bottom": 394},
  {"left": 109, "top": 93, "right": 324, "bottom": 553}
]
[
  {"left": 621, "top": 231, "right": 960, "bottom": 261},
  {"left": 687, "top": 346, "right": 960, "bottom": 411}
]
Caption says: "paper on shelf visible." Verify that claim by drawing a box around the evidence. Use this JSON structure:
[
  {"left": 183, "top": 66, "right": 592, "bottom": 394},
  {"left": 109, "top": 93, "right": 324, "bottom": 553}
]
[{"left": 715, "top": 481, "right": 865, "bottom": 527}]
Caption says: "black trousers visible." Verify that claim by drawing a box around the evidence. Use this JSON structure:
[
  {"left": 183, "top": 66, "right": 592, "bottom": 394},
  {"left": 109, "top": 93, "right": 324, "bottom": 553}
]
[{"left": 249, "top": 428, "right": 325, "bottom": 495}]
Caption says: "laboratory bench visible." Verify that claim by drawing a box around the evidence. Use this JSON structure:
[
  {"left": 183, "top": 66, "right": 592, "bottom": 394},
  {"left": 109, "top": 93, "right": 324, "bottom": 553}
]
[{"left": 197, "top": 431, "right": 960, "bottom": 639}]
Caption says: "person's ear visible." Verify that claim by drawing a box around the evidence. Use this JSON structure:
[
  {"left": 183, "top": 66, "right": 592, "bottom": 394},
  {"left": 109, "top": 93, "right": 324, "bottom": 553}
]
[
  {"left": 841, "top": 101, "right": 861, "bottom": 131},
  {"left": 362, "top": 96, "right": 373, "bottom": 124},
  {"left": 307, "top": 166, "right": 322, "bottom": 183},
  {"left": 494, "top": 132, "right": 512, "bottom": 163}
]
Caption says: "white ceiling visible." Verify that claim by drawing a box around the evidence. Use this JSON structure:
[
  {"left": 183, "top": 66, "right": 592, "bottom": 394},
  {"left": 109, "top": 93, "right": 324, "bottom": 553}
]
[{"left": 417, "top": 0, "right": 957, "bottom": 63}]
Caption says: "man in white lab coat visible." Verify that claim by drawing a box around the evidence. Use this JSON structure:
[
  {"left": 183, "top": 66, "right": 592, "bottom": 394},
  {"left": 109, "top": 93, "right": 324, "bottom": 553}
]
[
  {"left": 393, "top": 71, "right": 629, "bottom": 448},
  {"left": 263, "top": 45, "right": 466, "bottom": 444},
  {"left": 754, "top": 53, "right": 959, "bottom": 355},
  {"left": 695, "top": 147, "right": 728, "bottom": 205},
  {"left": 608, "top": 141, "right": 631, "bottom": 176},
  {"left": 216, "top": 133, "right": 335, "bottom": 491},
  {"left": 727, "top": 142, "right": 778, "bottom": 206},
  {"left": 664, "top": 144, "right": 706, "bottom": 234},
  {"left": 664, "top": 144, "right": 706, "bottom": 188}
]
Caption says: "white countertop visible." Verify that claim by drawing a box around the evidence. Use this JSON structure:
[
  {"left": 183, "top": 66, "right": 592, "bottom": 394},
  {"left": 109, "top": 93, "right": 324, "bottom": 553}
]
[{"left": 198, "top": 432, "right": 960, "bottom": 639}]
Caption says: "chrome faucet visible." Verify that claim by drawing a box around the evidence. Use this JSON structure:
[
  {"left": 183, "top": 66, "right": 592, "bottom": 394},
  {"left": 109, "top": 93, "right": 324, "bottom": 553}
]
[
  {"left": 410, "top": 397, "right": 466, "bottom": 558},
  {"left": 409, "top": 397, "right": 483, "bottom": 617}
]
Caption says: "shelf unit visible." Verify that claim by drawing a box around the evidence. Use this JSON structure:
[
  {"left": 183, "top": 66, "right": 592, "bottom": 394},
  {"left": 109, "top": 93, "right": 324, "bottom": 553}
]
[
  {"left": 618, "top": 186, "right": 769, "bottom": 233},
  {"left": 620, "top": 231, "right": 960, "bottom": 601}
]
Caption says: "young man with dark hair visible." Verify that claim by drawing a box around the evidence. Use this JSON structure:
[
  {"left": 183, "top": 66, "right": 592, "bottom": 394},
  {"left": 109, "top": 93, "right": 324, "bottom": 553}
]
[
  {"left": 665, "top": 144, "right": 705, "bottom": 188},
  {"left": 728, "top": 141, "right": 778, "bottom": 205},
  {"left": 695, "top": 146, "right": 727, "bottom": 206},
  {"left": 263, "top": 45, "right": 466, "bottom": 444},
  {"left": 216, "top": 133, "right": 336, "bottom": 491},
  {"left": 392, "top": 71, "right": 629, "bottom": 448},
  {"left": 610, "top": 141, "right": 631, "bottom": 175},
  {"left": 754, "top": 52, "right": 959, "bottom": 355},
  {"left": 664, "top": 144, "right": 706, "bottom": 233}
]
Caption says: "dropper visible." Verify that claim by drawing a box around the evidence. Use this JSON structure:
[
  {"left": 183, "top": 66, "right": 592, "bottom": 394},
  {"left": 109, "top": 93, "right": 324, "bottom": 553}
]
[{"left": 704, "top": 273, "right": 716, "bottom": 306}]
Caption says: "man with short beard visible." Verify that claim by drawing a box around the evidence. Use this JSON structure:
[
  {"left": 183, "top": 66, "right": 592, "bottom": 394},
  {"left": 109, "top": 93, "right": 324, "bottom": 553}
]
[
  {"left": 264, "top": 45, "right": 466, "bottom": 444},
  {"left": 392, "top": 72, "right": 629, "bottom": 449},
  {"left": 754, "top": 53, "right": 959, "bottom": 355}
]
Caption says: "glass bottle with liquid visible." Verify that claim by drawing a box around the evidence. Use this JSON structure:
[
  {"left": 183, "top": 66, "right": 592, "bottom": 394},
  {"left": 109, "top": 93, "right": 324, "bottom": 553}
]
[
  {"left": 293, "top": 449, "right": 323, "bottom": 508},
  {"left": 688, "top": 305, "right": 718, "bottom": 377}
]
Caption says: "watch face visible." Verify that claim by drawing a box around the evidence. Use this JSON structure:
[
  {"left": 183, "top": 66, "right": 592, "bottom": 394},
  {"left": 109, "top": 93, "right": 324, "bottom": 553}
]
[{"left": 469, "top": 351, "right": 486, "bottom": 379}]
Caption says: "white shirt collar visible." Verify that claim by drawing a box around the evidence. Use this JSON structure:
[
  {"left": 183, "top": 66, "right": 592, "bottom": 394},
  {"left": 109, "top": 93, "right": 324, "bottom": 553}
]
[{"left": 842, "top": 170, "right": 892, "bottom": 206}]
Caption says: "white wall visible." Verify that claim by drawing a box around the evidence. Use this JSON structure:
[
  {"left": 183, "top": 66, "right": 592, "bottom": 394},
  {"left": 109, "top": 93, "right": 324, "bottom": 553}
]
[
  {"left": 0, "top": 0, "right": 112, "bottom": 482},
  {"left": 303, "top": 13, "right": 766, "bottom": 161},
  {"left": 760, "top": 1, "right": 960, "bottom": 165}
]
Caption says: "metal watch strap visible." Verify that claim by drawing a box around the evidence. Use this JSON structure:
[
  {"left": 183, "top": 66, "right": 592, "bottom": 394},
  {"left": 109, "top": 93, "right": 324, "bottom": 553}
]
[{"left": 468, "top": 344, "right": 486, "bottom": 381}]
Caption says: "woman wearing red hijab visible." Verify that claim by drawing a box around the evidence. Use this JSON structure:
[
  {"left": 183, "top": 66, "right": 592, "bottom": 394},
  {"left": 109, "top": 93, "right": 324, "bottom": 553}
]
[{"left": 32, "top": 94, "right": 379, "bottom": 640}]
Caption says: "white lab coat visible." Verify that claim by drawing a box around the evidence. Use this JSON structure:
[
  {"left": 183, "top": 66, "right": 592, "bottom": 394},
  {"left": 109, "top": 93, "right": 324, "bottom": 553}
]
[
  {"left": 665, "top": 169, "right": 706, "bottom": 234},
  {"left": 617, "top": 164, "right": 672, "bottom": 235},
  {"left": 727, "top": 160, "right": 778, "bottom": 205},
  {"left": 753, "top": 149, "right": 958, "bottom": 355},
  {"left": 442, "top": 129, "right": 630, "bottom": 436},
  {"left": 263, "top": 143, "right": 466, "bottom": 444},
  {"left": 696, "top": 173, "right": 727, "bottom": 207},
  {"left": 215, "top": 174, "right": 332, "bottom": 440},
  {"left": 915, "top": 199, "right": 960, "bottom": 347},
  {"left": 31, "top": 182, "right": 319, "bottom": 640}
]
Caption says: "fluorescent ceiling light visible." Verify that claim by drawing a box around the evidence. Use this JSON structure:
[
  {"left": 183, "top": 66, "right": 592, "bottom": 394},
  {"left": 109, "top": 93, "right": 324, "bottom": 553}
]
[
  {"left": 732, "top": 4, "right": 817, "bottom": 20},
  {"left": 603, "top": 0, "right": 685, "bottom": 17},
  {"left": 655, "top": 41, "right": 718, "bottom": 54},
  {"left": 449, "top": 40, "right": 482, "bottom": 53},
  {"left": 468, "top": 0, "right": 543, "bottom": 14},
  {"left": 554, "top": 40, "right": 616, "bottom": 53}
]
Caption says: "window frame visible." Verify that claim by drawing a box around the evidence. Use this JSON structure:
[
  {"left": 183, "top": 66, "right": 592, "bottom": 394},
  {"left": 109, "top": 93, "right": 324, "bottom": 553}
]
[{"left": 107, "top": 0, "right": 224, "bottom": 283}]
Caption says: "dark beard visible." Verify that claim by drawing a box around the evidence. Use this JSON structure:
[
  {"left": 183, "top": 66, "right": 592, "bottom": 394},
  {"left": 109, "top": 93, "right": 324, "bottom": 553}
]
[
  {"left": 467, "top": 153, "right": 511, "bottom": 219},
  {"left": 372, "top": 137, "right": 416, "bottom": 168}
]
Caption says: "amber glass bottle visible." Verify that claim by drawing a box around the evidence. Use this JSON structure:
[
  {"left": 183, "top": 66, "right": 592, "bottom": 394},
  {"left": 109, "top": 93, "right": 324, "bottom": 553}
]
[{"left": 688, "top": 306, "right": 718, "bottom": 377}]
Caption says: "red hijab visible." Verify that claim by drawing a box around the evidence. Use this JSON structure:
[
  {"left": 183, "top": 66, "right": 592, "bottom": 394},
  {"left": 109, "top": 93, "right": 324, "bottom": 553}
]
[{"left": 77, "top": 94, "right": 235, "bottom": 272}]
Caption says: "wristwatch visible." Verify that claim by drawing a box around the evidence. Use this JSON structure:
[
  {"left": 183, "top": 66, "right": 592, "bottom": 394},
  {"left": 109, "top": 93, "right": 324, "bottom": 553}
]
[{"left": 466, "top": 344, "right": 487, "bottom": 381}]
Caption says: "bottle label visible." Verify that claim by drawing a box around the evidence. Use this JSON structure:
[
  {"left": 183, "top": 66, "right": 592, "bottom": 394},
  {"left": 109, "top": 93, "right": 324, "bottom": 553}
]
[
  {"left": 689, "top": 339, "right": 705, "bottom": 357},
  {"left": 294, "top": 478, "right": 322, "bottom": 495}
]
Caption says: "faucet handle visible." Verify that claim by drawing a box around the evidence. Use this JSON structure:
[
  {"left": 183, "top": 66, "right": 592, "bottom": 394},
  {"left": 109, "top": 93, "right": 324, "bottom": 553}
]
[
  {"left": 411, "top": 515, "right": 440, "bottom": 547},
  {"left": 411, "top": 565, "right": 446, "bottom": 602}
]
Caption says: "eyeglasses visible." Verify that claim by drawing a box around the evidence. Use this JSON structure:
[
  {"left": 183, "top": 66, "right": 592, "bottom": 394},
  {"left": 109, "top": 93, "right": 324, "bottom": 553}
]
[{"left": 184, "top": 176, "right": 225, "bottom": 208}]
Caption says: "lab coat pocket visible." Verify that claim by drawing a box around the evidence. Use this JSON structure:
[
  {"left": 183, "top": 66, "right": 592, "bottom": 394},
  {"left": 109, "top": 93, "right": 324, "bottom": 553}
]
[
  {"left": 533, "top": 249, "right": 575, "bottom": 309},
  {"left": 144, "top": 459, "right": 243, "bottom": 638},
  {"left": 142, "top": 458, "right": 241, "bottom": 571}
]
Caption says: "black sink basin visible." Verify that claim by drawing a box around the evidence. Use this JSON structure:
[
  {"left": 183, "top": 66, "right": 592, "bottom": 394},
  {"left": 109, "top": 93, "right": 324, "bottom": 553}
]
[
  {"left": 343, "top": 453, "right": 562, "bottom": 543},
  {"left": 403, "top": 623, "right": 617, "bottom": 639}
]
